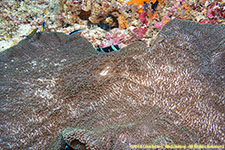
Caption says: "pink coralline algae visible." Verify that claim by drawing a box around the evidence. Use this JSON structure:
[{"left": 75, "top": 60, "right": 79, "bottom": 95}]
[
  {"left": 204, "top": 1, "right": 225, "bottom": 24},
  {"left": 199, "top": 19, "right": 210, "bottom": 24},
  {"left": 199, "top": 19, "right": 215, "bottom": 24},
  {"left": 134, "top": 10, "right": 148, "bottom": 37},
  {"left": 198, "top": 1, "right": 224, "bottom": 25},
  {"left": 207, "top": 8, "right": 214, "bottom": 19},
  {"left": 100, "top": 32, "right": 125, "bottom": 48},
  {"left": 133, "top": 26, "right": 147, "bottom": 38},
  {"left": 154, "top": 22, "right": 164, "bottom": 29},
  {"left": 139, "top": 11, "right": 148, "bottom": 24},
  {"left": 154, "top": 16, "right": 170, "bottom": 29}
]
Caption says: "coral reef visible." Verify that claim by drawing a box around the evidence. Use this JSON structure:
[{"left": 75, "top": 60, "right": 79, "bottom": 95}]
[
  {"left": 59, "top": 0, "right": 126, "bottom": 25},
  {"left": 117, "top": 14, "right": 129, "bottom": 29},
  {"left": 0, "top": 19, "right": 224, "bottom": 149}
]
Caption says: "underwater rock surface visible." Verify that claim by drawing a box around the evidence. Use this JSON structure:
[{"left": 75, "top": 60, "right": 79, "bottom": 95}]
[{"left": 0, "top": 19, "right": 224, "bottom": 149}]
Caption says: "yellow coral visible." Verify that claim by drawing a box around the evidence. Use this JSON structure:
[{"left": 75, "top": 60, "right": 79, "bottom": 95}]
[
  {"left": 117, "top": 15, "right": 129, "bottom": 29},
  {"left": 117, "top": 0, "right": 125, "bottom": 4},
  {"left": 184, "top": 3, "right": 190, "bottom": 14}
]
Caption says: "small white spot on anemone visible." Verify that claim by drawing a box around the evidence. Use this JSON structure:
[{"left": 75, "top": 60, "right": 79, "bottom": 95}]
[{"left": 100, "top": 66, "right": 111, "bottom": 76}]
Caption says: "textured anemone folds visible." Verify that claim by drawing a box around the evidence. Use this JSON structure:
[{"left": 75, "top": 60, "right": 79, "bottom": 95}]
[{"left": 0, "top": 20, "right": 224, "bottom": 149}]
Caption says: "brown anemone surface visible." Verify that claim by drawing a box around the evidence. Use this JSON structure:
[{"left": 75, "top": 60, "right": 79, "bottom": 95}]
[{"left": 0, "top": 19, "right": 224, "bottom": 149}]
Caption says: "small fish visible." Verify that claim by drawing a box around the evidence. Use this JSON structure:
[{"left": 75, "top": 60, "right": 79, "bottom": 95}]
[
  {"left": 64, "top": 144, "right": 74, "bottom": 150},
  {"left": 64, "top": 145, "right": 68, "bottom": 150},
  {"left": 5, "top": 34, "right": 11, "bottom": 39},
  {"left": 96, "top": 45, "right": 120, "bottom": 53},
  {"left": 40, "top": 21, "right": 45, "bottom": 32},
  {"left": 69, "top": 29, "right": 85, "bottom": 35},
  {"left": 98, "top": 22, "right": 111, "bottom": 31},
  {"left": 98, "top": 15, "right": 118, "bottom": 31},
  {"left": 45, "top": 8, "right": 48, "bottom": 15},
  {"left": 43, "top": 8, "right": 48, "bottom": 16},
  {"left": 151, "top": 0, "right": 159, "bottom": 12},
  {"left": 26, "top": 28, "right": 38, "bottom": 38}
]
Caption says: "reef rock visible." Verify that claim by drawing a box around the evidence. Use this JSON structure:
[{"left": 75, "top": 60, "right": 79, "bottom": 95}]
[{"left": 0, "top": 20, "right": 224, "bottom": 149}]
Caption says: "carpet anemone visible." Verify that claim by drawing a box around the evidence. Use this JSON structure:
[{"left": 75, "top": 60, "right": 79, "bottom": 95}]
[{"left": 0, "top": 19, "right": 224, "bottom": 149}]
